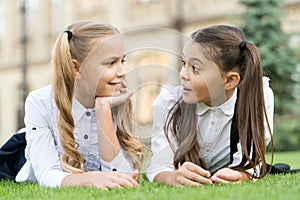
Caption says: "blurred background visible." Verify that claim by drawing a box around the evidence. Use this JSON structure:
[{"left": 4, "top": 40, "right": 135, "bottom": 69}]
[{"left": 0, "top": 0, "right": 299, "bottom": 151}]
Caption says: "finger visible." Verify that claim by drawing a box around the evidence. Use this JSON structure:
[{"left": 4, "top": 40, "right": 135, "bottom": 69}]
[
  {"left": 130, "top": 169, "right": 140, "bottom": 180},
  {"left": 213, "top": 170, "right": 241, "bottom": 182},
  {"left": 181, "top": 168, "right": 212, "bottom": 185},
  {"left": 177, "top": 175, "right": 202, "bottom": 187},
  {"left": 183, "top": 162, "right": 211, "bottom": 178},
  {"left": 102, "top": 182, "right": 122, "bottom": 189},
  {"left": 111, "top": 176, "right": 134, "bottom": 188},
  {"left": 210, "top": 175, "right": 231, "bottom": 184},
  {"left": 115, "top": 173, "right": 139, "bottom": 187},
  {"left": 211, "top": 173, "right": 241, "bottom": 184},
  {"left": 121, "top": 80, "right": 128, "bottom": 88}
]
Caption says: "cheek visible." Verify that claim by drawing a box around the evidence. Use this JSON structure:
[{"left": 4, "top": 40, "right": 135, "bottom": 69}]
[
  {"left": 95, "top": 79, "right": 106, "bottom": 96},
  {"left": 190, "top": 75, "right": 208, "bottom": 94}
]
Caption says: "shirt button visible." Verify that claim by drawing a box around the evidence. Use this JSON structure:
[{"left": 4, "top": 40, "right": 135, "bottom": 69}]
[
  {"left": 86, "top": 111, "right": 91, "bottom": 116},
  {"left": 211, "top": 121, "right": 215, "bottom": 125},
  {"left": 84, "top": 135, "right": 88, "bottom": 139}
]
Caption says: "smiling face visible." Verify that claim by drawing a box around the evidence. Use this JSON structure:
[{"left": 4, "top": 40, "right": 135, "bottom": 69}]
[
  {"left": 93, "top": 34, "right": 126, "bottom": 97},
  {"left": 180, "top": 38, "right": 227, "bottom": 106},
  {"left": 74, "top": 34, "right": 127, "bottom": 107}
]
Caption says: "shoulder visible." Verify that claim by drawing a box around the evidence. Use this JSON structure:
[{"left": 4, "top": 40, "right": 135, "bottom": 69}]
[
  {"left": 153, "top": 84, "right": 182, "bottom": 108},
  {"left": 26, "top": 85, "right": 53, "bottom": 101},
  {"left": 26, "top": 85, "right": 54, "bottom": 108},
  {"left": 262, "top": 76, "right": 274, "bottom": 106},
  {"left": 262, "top": 76, "right": 274, "bottom": 97}
]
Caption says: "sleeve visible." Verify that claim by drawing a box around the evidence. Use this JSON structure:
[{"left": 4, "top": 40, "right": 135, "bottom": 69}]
[
  {"left": 229, "top": 77, "right": 274, "bottom": 178},
  {"left": 99, "top": 148, "right": 134, "bottom": 173},
  {"left": 20, "top": 92, "right": 70, "bottom": 187},
  {"left": 262, "top": 76, "right": 274, "bottom": 146},
  {"left": 146, "top": 85, "right": 180, "bottom": 181}
]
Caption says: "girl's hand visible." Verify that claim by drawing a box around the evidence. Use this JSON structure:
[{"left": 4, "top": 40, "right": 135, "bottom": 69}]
[
  {"left": 155, "top": 162, "right": 212, "bottom": 187},
  {"left": 61, "top": 171, "right": 139, "bottom": 189},
  {"left": 96, "top": 81, "right": 133, "bottom": 108},
  {"left": 211, "top": 168, "right": 251, "bottom": 184}
]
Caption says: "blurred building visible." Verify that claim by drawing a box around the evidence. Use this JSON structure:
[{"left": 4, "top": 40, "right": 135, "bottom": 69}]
[{"left": 0, "top": 0, "right": 300, "bottom": 145}]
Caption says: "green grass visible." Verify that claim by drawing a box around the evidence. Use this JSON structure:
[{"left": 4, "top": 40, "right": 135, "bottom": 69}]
[{"left": 1, "top": 151, "right": 300, "bottom": 200}]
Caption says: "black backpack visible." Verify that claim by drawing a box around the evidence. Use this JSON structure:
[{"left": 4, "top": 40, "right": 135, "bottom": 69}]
[{"left": 0, "top": 132, "right": 26, "bottom": 180}]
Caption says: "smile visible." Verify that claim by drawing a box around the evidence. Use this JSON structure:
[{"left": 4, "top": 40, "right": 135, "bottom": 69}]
[
  {"left": 108, "top": 82, "right": 122, "bottom": 88},
  {"left": 182, "top": 85, "right": 193, "bottom": 93}
]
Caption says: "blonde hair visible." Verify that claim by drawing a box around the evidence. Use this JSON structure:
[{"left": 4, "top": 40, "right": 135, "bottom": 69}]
[{"left": 52, "top": 21, "right": 145, "bottom": 173}]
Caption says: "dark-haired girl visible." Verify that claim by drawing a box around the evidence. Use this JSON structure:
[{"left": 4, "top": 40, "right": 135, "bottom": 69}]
[{"left": 147, "top": 25, "right": 273, "bottom": 186}]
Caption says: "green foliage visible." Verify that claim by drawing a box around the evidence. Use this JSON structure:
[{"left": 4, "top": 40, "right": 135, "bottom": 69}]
[
  {"left": 273, "top": 116, "right": 300, "bottom": 151},
  {"left": 1, "top": 151, "right": 300, "bottom": 200}
]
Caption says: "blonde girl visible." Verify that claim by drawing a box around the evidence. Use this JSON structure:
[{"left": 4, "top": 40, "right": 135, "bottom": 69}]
[{"left": 16, "top": 21, "right": 144, "bottom": 188}]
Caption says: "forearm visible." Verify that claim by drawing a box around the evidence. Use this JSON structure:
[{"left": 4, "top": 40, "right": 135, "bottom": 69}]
[
  {"left": 61, "top": 173, "right": 89, "bottom": 187},
  {"left": 96, "top": 103, "right": 120, "bottom": 162}
]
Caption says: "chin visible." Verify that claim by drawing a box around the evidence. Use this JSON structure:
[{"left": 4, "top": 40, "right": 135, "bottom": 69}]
[{"left": 182, "top": 95, "right": 198, "bottom": 104}]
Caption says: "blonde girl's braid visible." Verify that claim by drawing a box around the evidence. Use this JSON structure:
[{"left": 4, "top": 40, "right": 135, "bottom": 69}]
[{"left": 52, "top": 21, "right": 118, "bottom": 173}]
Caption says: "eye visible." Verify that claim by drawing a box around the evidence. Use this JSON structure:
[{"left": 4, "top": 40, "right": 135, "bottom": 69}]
[
  {"left": 103, "top": 61, "right": 115, "bottom": 66},
  {"left": 121, "top": 58, "right": 126, "bottom": 65},
  {"left": 181, "top": 59, "right": 186, "bottom": 67},
  {"left": 192, "top": 65, "right": 200, "bottom": 72}
]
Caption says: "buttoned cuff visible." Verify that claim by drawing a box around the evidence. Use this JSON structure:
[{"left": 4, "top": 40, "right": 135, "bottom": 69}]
[{"left": 100, "top": 148, "right": 134, "bottom": 174}]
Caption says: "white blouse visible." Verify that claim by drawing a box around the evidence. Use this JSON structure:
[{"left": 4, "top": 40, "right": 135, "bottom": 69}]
[
  {"left": 146, "top": 77, "right": 274, "bottom": 181},
  {"left": 16, "top": 85, "right": 134, "bottom": 187}
]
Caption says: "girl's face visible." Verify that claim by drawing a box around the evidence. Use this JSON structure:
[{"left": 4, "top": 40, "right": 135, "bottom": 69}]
[
  {"left": 77, "top": 34, "right": 127, "bottom": 100},
  {"left": 180, "top": 38, "right": 226, "bottom": 106},
  {"left": 94, "top": 35, "right": 126, "bottom": 97}
]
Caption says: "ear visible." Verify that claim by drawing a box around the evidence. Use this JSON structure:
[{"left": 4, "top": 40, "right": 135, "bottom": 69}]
[
  {"left": 72, "top": 59, "right": 81, "bottom": 77},
  {"left": 223, "top": 71, "right": 240, "bottom": 91}
]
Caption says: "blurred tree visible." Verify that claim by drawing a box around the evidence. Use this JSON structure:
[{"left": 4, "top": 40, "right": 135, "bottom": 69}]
[
  {"left": 238, "top": 0, "right": 299, "bottom": 114},
  {"left": 238, "top": 0, "right": 300, "bottom": 151}
]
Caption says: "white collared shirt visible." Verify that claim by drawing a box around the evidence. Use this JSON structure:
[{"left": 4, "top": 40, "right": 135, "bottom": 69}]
[
  {"left": 15, "top": 85, "right": 134, "bottom": 187},
  {"left": 147, "top": 77, "right": 274, "bottom": 181}
]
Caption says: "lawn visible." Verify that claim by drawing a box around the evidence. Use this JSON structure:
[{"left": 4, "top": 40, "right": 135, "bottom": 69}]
[{"left": 1, "top": 151, "right": 300, "bottom": 200}]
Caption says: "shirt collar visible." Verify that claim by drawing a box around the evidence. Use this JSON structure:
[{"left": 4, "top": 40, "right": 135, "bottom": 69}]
[
  {"left": 196, "top": 88, "right": 237, "bottom": 116},
  {"left": 72, "top": 97, "right": 93, "bottom": 123}
]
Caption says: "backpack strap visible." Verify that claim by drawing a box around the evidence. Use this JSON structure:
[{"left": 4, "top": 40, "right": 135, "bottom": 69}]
[{"left": 230, "top": 90, "right": 239, "bottom": 164}]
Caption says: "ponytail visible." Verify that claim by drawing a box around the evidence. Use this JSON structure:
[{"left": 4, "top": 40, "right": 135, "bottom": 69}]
[
  {"left": 52, "top": 32, "right": 84, "bottom": 173},
  {"left": 234, "top": 42, "right": 272, "bottom": 178}
]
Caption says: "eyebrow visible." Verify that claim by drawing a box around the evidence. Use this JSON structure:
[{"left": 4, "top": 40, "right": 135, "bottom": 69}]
[
  {"left": 103, "top": 55, "right": 126, "bottom": 62},
  {"left": 183, "top": 56, "right": 204, "bottom": 65}
]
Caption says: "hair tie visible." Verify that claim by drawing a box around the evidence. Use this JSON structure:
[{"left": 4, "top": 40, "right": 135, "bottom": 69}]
[
  {"left": 64, "top": 30, "right": 73, "bottom": 42},
  {"left": 239, "top": 40, "right": 247, "bottom": 51}
]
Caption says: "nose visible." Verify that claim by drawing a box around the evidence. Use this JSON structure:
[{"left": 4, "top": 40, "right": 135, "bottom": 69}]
[
  {"left": 180, "top": 66, "right": 188, "bottom": 80},
  {"left": 116, "top": 63, "right": 126, "bottom": 78}
]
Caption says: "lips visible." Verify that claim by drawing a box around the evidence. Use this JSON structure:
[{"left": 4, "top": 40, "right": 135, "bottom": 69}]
[
  {"left": 182, "top": 84, "right": 192, "bottom": 91},
  {"left": 108, "top": 81, "right": 121, "bottom": 85}
]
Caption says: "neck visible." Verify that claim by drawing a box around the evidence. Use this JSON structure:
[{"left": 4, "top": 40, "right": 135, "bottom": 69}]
[
  {"left": 73, "top": 83, "right": 95, "bottom": 108},
  {"left": 205, "top": 88, "right": 235, "bottom": 107}
]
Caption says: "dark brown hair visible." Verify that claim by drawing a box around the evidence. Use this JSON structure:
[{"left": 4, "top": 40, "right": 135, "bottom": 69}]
[{"left": 165, "top": 25, "right": 273, "bottom": 178}]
